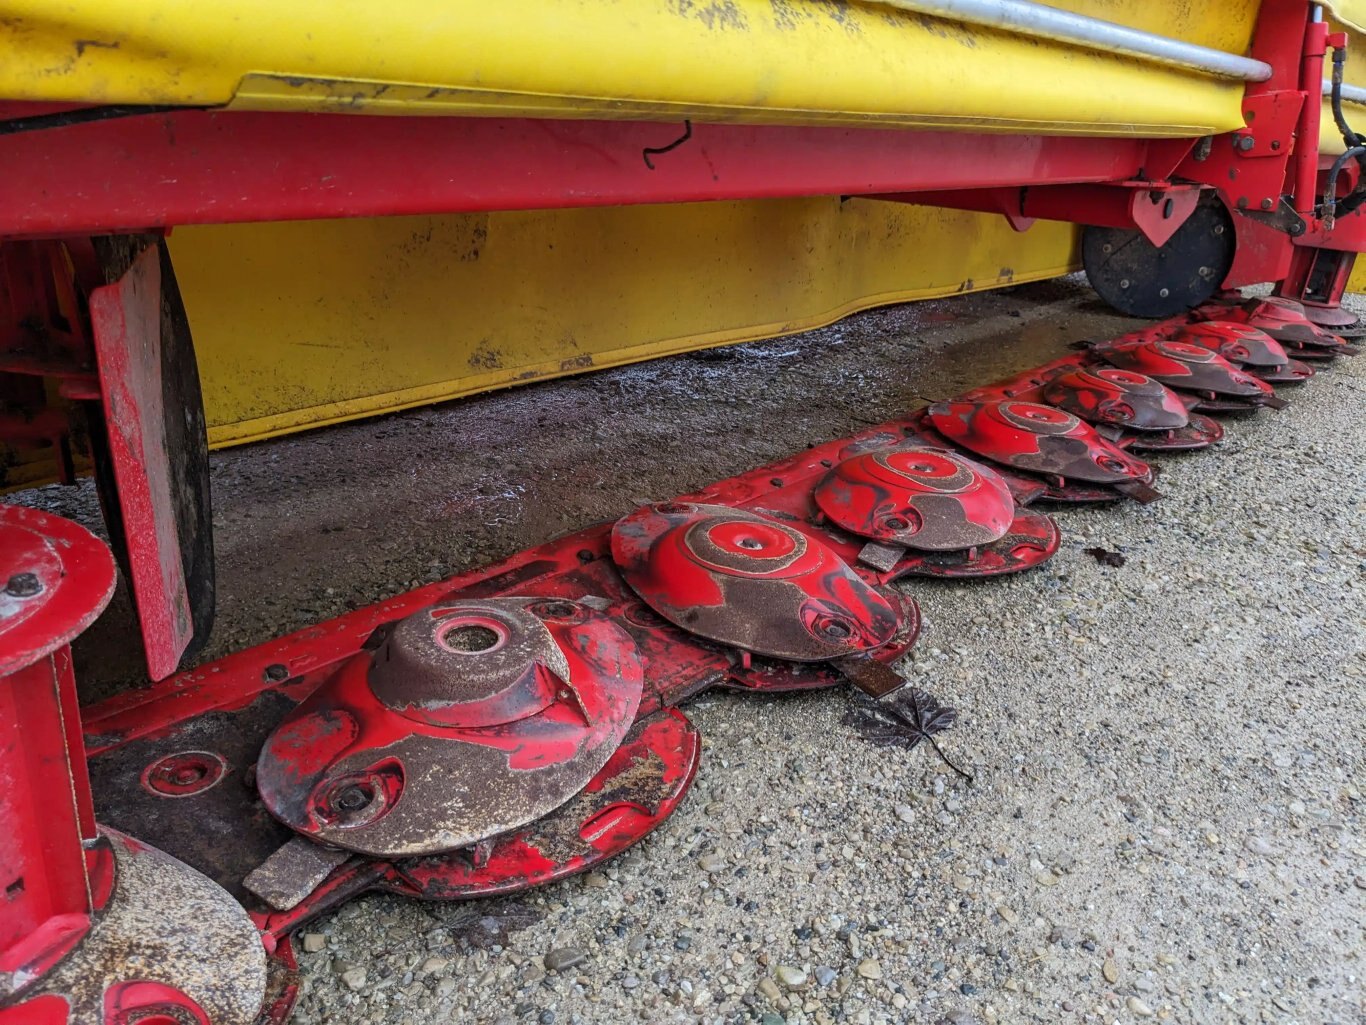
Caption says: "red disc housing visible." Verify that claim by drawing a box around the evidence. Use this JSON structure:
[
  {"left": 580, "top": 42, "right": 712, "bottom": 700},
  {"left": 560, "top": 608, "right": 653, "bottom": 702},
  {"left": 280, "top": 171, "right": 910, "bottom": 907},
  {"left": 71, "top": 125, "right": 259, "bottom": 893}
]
[
  {"left": 925, "top": 400, "right": 1155, "bottom": 487},
  {"left": 611, "top": 502, "right": 904, "bottom": 662},
  {"left": 813, "top": 445, "right": 1015, "bottom": 551},
  {"left": 1041, "top": 366, "right": 1190, "bottom": 431}
]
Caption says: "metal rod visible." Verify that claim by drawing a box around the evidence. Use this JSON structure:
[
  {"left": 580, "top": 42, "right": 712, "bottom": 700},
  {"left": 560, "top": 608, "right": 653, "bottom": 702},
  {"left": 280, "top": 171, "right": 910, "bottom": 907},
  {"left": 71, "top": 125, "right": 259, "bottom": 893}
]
[
  {"left": 870, "top": 0, "right": 1272, "bottom": 81},
  {"left": 1324, "top": 78, "right": 1366, "bottom": 106}
]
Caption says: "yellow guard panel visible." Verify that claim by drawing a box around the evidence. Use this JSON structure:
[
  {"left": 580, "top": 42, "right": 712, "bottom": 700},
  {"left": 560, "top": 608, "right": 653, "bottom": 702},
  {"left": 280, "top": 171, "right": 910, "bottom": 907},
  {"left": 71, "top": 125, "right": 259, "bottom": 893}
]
[
  {"left": 165, "top": 200, "right": 1080, "bottom": 448},
  {"left": 0, "top": 1, "right": 1254, "bottom": 136}
]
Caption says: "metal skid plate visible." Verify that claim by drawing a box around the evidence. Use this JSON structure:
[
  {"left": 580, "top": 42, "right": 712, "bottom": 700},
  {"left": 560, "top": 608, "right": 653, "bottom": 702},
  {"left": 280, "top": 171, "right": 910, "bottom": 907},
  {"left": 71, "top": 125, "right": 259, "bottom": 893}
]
[
  {"left": 1251, "top": 358, "right": 1314, "bottom": 384},
  {"left": 255, "top": 598, "right": 644, "bottom": 858},
  {"left": 925, "top": 399, "right": 1159, "bottom": 501},
  {"left": 866, "top": 509, "right": 1060, "bottom": 580},
  {"left": 1118, "top": 414, "right": 1224, "bottom": 452},
  {"left": 812, "top": 445, "right": 1015, "bottom": 551},
  {"left": 611, "top": 502, "right": 903, "bottom": 663}
]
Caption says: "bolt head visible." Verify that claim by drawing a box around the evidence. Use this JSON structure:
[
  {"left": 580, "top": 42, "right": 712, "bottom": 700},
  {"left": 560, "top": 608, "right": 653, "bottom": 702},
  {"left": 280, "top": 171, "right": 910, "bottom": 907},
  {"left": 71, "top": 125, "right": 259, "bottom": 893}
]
[
  {"left": 1119, "top": 279, "right": 1130, "bottom": 289},
  {"left": 4, "top": 572, "right": 42, "bottom": 598},
  {"left": 1159, "top": 288, "right": 1170, "bottom": 298}
]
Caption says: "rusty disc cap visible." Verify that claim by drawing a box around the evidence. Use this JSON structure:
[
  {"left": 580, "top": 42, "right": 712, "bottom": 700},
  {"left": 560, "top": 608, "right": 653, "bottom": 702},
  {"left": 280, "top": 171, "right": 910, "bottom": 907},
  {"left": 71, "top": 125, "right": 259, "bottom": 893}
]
[
  {"left": 611, "top": 502, "right": 903, "bottom": 662},
  {"left": 1102, "top": 341, "right": 1277, "bottom": 399},
  {"left": 1172, "top": 321, "right": 1288, "bottom": 368},
  {"left": 1041, "top": 366, "right": 1189, "bottom": 431},
  {"left": 813, "top": 446, "right": 1015, "bottom": 551},
  {"left": 926, "top": 400, "right": 1154, "bottom": 486},
  {"left": 256, "top": 597, "right": 643, "bottom": 858}
]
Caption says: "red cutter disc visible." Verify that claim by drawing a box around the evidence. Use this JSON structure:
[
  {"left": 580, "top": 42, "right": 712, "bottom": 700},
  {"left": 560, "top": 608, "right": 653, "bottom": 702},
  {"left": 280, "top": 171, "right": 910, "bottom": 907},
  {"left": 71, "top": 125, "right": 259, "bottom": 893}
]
[
  {"left": 387, "top": 709, "right": 700, "bottom": 899},
  {"left": 611, "top": 502, "right": 903, "bottom": 662},
  {"left": 925, "top": 400, "right": 1159, "bottom": 500},
  {"left": 1230, "top": 296, "right": 1357, "bottom": 354},
  {"left": 1040, "top": 366, "right": 1189, "bottom": 431},
  {"left": 255, "top": 597, "right": 644, "bottom": 858},
  {"left": 1099, "top": 340, "right": 1285, "bottom": 406},
  {"left": 1171, "top": 322, "right": 1288, "bottom": 368},
  {"left": 813, "top": 445, "right": 1015, "bottom": 551}
]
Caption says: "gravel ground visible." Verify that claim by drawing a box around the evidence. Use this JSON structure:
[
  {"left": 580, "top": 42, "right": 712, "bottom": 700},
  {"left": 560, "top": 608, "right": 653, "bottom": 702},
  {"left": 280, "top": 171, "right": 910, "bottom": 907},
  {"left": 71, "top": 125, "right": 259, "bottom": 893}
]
[{"left": 18, "top": 276, "right": 1365, "bottom": 1025}]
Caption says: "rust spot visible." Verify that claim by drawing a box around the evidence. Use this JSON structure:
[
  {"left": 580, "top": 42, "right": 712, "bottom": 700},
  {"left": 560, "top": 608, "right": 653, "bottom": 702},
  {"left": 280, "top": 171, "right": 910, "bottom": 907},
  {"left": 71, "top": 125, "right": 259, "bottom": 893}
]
[
  {"left": 670, "top": 0, "right": 747, "bottom": 31},
  {"left": 559, "top": 354, "right": 594, "bottom": 371},
  {"left": 467, "top": 343, "right": 502, "bottom": 370}
]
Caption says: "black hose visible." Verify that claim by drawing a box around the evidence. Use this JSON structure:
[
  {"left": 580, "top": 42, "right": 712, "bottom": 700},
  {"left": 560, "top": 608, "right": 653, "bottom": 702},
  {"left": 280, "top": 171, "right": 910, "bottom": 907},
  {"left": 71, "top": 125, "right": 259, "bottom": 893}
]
[
  {"left": 1331, "top": 49, "right": 1361, "bottom": 149},
  {"left": 1321, "top": 145, "right": 1366, "bottom": 225},
  {"left": 1323, "top": 45, "right": 1366, "bottom": 223},
  {"left": 0, "top": 104, "right": 199, "bottom": 136}
]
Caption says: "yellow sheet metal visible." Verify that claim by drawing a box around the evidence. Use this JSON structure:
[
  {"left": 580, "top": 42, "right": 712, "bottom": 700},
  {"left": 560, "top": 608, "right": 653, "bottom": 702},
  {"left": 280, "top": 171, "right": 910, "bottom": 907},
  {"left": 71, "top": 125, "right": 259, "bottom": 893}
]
[
  {"left": 162, "top": 200, "right": 1079, "bottom": 449},
  {"left": 0, "top": 1, "right": 1254, "bottom": 136}
]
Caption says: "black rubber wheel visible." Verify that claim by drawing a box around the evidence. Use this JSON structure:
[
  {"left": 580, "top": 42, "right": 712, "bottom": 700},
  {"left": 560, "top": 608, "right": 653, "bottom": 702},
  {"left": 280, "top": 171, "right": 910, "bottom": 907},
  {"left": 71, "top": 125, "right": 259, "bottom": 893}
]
[{"left": 1083, "top": 199, "right": 1236, "bottom": 318}]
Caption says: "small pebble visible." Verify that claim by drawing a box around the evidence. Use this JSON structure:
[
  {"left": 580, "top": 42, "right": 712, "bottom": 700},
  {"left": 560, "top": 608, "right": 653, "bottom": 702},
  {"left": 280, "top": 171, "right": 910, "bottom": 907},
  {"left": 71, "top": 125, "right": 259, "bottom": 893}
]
[
  {"left": 544, "top": 948, "right": 587, "bottom": 972},
  {"left": 857, "top": 959, "right": 883, "bottom": 981}
]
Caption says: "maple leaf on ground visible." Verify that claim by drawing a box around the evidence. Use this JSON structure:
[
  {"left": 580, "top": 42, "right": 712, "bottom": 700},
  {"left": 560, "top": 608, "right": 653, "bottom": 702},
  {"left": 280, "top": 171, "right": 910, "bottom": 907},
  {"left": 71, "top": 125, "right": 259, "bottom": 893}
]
[{"left": 843, "top": 687, "right": 973, "bottom": 781}]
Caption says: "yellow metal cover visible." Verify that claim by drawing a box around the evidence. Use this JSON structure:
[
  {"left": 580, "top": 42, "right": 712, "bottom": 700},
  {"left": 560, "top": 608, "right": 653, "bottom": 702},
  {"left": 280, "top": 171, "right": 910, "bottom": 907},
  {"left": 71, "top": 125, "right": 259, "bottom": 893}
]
[
  {"left": 0, "top": 0, "right": 1252, "bottom": 136},
  {"left": 167, "top": 200, "right": 1080, "bottom": 448}
]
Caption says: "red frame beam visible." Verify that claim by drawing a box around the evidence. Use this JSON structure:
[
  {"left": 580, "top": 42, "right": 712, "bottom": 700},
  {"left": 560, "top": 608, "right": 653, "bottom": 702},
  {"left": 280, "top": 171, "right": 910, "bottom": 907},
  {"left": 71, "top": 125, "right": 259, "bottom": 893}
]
[{"left": 0, "top": 107, "right": 1154, "bottom": 236}]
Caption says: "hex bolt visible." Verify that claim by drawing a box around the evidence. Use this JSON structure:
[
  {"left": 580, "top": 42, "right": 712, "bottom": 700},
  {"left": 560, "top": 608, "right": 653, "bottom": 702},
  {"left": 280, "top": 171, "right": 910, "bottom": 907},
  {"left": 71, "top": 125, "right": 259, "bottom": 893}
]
[
  {"left": 1237, "top": 135, "right": 1255, "bottom": 151},
  {"left": 1260, "top": 198, "right": 1273, "bottom": 210},
  {"left": 263, "top": 663, "right": 290, "bottom": 683},
  {"left": 4, "top": 572, "right": 42, "bottom": 598}
]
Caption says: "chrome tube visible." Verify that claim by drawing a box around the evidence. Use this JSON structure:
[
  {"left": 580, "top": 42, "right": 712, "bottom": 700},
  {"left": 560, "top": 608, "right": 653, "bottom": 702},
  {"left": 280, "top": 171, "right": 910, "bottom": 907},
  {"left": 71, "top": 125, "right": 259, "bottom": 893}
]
[
  {"left": 1324, "top": 78, "right": 1366, "bottom": 106},
  {"left": 871, "top": 0, "right": 1272, "bottom": 82}
]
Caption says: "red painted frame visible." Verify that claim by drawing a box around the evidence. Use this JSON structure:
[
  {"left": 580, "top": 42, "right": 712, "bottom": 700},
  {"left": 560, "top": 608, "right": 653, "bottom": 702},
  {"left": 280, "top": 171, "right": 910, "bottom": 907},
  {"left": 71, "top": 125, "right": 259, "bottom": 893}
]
[{"left": 0, "top": 106, "right": 1154, "bottom": 237}]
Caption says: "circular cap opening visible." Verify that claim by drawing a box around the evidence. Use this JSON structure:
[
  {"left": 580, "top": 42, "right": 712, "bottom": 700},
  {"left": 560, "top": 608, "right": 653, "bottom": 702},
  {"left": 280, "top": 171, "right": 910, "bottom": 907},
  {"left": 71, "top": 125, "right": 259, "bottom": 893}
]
[{"left": 435, "top": 617, "right": 508, "bottom": 654}]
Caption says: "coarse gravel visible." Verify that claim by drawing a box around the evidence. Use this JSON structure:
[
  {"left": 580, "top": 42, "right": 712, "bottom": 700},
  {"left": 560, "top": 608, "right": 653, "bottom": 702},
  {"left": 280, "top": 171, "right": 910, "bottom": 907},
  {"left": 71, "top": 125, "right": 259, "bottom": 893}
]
[{"left": 16, "top": 275, "right": 1365, "bottom": 1025}]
